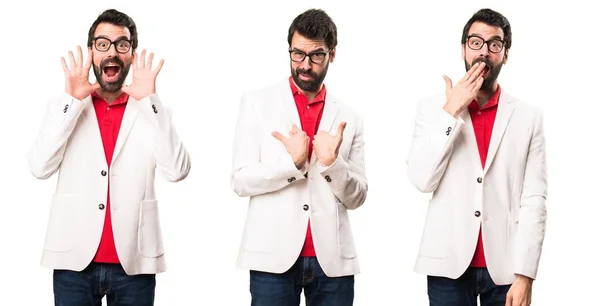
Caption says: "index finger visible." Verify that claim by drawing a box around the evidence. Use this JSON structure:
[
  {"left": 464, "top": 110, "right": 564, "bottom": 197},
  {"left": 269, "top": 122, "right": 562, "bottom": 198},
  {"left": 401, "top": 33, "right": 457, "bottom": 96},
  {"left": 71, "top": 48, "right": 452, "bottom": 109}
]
[
  {"left": 84, "top": 48, "right": 93, "bottom": 71},
  {"left": 460, "top": 62, "right": 481, "bottom": 82},
  {"left": 465, "top": 62, "right": 487, "bottom": 84},
  {"left": 76, "top": 45, "right": 83, "bottom": 68}
]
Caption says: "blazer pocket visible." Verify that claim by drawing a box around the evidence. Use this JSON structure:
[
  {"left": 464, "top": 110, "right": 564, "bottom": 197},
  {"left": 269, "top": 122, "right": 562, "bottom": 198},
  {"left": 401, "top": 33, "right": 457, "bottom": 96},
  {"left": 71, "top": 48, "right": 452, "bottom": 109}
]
[
  {"left": 337, "top": 203, "right": 357, "bottom": 259},
  {"left": 418, "top": 202, "right": 450, "bottom": 259},
  {"left": 44, "top": 194, "right": 78, "bottom": 252},
  {"left": 137, "top": 200, "right": 165, "bottom": 258}
]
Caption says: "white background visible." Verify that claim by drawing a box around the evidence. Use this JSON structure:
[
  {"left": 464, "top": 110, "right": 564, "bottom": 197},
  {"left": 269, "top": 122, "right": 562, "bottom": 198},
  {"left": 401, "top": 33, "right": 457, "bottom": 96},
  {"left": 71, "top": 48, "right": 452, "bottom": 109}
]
[{"left": 0, "top": 0, "right": 597, "bottom": 305}]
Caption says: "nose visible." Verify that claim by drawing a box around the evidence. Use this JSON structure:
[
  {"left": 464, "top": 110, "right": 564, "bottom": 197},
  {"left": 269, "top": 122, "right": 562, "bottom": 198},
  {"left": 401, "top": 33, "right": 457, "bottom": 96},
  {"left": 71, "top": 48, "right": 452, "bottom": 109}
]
[
  {"left": 478, "top": 43, "right": 490, "bottom": 57},
  {"left": 300, "top": 56, "right": 312, "bottom": 70},
  {"left": 105, "top": 44, "right": 118, "bottom": 57}
]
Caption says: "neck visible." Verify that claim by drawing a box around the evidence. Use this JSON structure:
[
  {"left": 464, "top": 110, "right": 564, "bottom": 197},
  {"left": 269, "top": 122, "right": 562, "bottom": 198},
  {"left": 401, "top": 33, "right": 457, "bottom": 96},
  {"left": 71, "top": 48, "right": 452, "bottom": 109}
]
[
  {"left": 97, "top": 89, "right": 124, "bottom": 105},
  {"left": 475, "top": 81, "right": 498, "bottom": 108}
]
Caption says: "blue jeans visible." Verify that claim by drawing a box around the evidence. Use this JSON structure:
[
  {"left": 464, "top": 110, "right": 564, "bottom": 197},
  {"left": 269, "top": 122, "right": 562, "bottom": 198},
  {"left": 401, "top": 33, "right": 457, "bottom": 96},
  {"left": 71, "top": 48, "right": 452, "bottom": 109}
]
[
  {"left": 427, "top": 267, "right": 510, "bottom": 306},
  {"left": 53, "top": 262, "right": 156, "bottom": 306},
  {"left": 250, "top": 257, "right": 354, "bottom": 306}
]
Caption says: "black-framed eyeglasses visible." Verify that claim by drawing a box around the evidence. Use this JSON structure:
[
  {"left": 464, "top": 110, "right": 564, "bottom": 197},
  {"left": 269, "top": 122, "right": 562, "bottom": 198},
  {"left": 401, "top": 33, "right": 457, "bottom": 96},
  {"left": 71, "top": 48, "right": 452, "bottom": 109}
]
[
  {"left": 466, "top": 35, "right": 505, "bottom": 53},
  {"left": 289, "top": 49, "right": 331, "bottom": 64},
  {"left": 93, "top": 37, "right": 132, "bottom": 54}
]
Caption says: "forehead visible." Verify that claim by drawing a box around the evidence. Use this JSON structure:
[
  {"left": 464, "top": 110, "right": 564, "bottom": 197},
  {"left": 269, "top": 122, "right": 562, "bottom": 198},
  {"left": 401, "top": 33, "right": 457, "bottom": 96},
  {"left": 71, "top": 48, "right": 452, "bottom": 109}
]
[
  {"left": 94, "top": 22, "right": 131, "bottom": 39},
  {"left": 290, "top": 31, "right": 327, "bottom": 51},
  {"left": 467, "top": 21, "right": 504, "bottom": 39}
]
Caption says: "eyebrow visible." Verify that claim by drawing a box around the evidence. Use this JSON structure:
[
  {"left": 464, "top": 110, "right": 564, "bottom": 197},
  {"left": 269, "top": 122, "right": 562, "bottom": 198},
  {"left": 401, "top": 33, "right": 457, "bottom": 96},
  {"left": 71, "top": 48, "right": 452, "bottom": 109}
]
[
  {"left": 94, "top": 35, "right": 130, "bottom": 41},
  {"left": 469, "top": 33, "right": 504, "bottom": 41},
  {"left": 290, "top": 47, "right": 326, "bottom": 53}
]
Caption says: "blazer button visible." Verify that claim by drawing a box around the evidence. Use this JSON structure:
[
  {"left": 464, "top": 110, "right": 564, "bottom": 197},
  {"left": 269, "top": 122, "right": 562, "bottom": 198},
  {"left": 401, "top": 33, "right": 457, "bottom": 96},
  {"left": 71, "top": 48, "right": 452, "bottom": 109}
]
[
  {"left": 477, "top": 177, "right": 483, "bottom": 183},
  {"left": 63, "top": 104, "right": 69, "bottom": 113},
  {"left": 303, "top": 204, "right": 309, "bottom": 211},
  {"left": 325, "top": 175, "right": 332, "bottom": 182},
  {"left": 288, "top": 177, "right": 296, "bottom": 183},
  {"left": 474, "top": 210, "right": 481, "bottom": 217},
  {"left": 101, "top": 170, "right": 107, "bottom": 176},
  {"left": 99, "top": 203, "right": 105, "bottom": 210}
]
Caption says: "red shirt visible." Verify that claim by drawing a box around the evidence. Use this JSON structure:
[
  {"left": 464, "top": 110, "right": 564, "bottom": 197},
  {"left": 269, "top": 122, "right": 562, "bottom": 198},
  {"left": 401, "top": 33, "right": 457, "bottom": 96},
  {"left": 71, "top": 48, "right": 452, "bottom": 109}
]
[
  {"left": 289, "top": 76, "right": 326, "bottom": 257},
  {"left": 91, "top": 92, "right": 129, "bottom": 263},
  {"left": 469, "top": 85, "right": 501, "bottom": 268}
]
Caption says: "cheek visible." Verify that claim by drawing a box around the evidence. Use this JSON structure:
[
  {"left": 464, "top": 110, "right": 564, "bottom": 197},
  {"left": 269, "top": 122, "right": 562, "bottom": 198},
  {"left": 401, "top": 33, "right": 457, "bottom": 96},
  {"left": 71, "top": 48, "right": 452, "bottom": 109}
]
[
  {"left": 93, "top": 58, "right": 102, "bottom": 68},
  {"left": 122, "top": 55, "right": 133, "bottom": 65}
]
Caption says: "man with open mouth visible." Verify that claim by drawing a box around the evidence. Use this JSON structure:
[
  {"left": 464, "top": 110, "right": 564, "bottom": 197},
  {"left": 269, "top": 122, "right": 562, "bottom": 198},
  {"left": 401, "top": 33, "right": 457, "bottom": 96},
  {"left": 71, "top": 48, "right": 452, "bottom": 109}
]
[
  {"left": 28, "top": 8, "right": 191, "bottom": 306},
  {"left": 406, "top": 8, "right": 548, "bottom": 306}
]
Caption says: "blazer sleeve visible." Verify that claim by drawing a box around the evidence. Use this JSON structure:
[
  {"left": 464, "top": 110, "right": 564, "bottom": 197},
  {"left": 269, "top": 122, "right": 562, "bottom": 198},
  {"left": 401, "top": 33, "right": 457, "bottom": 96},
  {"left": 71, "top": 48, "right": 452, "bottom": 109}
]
[
  {"left": 513, "top": 111, "right": 548, "bottom": 279},
  {"left": 406, "top": 98, "right": 465, "bottom": 193},
  {"left": 27, "top": 94, "right": 91, "bottom": 179},
  {"left": 230, "top": 94, "right": 308, "bottom": 197},
  {"left": 318, "top": 115, "right": 368, "bottom": 210},
  {"left": 137, "top": 94, "right": 191, "bottom": 182}
]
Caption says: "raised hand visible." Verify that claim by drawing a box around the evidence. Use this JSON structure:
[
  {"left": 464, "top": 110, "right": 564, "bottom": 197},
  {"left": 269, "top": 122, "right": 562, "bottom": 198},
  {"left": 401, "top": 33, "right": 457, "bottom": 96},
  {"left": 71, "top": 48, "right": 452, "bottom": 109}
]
[
  {"left": 122, "top": 50, "right": 164, "bottom": 100},
  {"left": 272, "top": 124, "right": 309, "bottom": 170},
  {"left": 61, "top": 46, "right": 100, "bottom": 100},
  {"left": 442, "top": 62, "right": 486, "bottom": 118},
  {"left": 313, "top": 122, "right": 346, "bottom": 167}
]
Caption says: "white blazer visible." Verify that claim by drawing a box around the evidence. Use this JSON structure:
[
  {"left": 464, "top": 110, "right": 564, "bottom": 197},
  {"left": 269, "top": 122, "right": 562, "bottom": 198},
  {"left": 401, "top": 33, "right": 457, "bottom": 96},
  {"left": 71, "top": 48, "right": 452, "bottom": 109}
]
[
  {"left": 230, "top": 79, "right": 368, "bottom": 277},
  {"left": 406, "top": 90, "right": 547, "bottom": 285},
  {"left": 28, "top": 93, "right": 191, "bottom": 275}
]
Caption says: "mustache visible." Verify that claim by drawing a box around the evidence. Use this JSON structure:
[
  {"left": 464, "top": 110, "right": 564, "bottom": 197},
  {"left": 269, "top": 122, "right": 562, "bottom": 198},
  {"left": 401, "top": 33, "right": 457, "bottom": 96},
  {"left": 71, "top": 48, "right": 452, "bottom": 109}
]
[
  {"left": 100, "top": 57, "right": 125, "bottom": 70},
  {"left": 295, "top": 68, "right": 318, "bottom": 78},
  {"left": 472, "top": 57, "right": 493, "bottom": 69}
]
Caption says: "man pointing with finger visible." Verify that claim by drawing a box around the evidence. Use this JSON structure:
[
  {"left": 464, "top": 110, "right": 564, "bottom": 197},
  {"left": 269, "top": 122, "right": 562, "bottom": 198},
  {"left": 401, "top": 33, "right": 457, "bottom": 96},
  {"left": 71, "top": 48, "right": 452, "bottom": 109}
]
[
  {"left": 406, "top": 8, "right": 547, "bottom": 306},
  {"left": 28, "top": 9, "right": 190, "bottom": 305},
  {"left": 231, "top": 8, "right": 367, "bottom": 305}
]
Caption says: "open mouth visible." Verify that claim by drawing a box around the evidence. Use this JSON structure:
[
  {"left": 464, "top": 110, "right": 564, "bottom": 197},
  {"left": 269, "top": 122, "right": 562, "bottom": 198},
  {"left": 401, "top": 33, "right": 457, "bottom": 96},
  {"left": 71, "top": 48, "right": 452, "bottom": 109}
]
[
  {"left": 102, "top": 64, "right": 122, "bottom": 80},
  {"left": 479, "top": 63, "right": 490, "bottom": 77}
]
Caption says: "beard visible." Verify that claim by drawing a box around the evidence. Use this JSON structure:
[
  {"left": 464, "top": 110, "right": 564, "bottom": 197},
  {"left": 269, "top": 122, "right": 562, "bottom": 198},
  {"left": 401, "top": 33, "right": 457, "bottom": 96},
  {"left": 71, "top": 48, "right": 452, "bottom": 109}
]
[
  {"left": 464, "top": 57, "right": 503, "bottom": 93},
  {"left": 291, "top": 62, "right": 329, "bottom": 92},
  {"left": 93, "top": 57, "right": 130, "bottom": 93}
]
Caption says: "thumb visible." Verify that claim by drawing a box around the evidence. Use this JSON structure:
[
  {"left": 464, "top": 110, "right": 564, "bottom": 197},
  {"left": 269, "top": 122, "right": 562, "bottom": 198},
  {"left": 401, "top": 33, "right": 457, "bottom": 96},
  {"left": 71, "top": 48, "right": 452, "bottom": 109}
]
[
  {"left": 291, "top": 124, "right": 301, "bottom": 133},
  {"left": 92, "top": 81, "right": 101, "bottom": 91},
  {"left": 336, "top": 122, "right": 347, "bottom": 139},
  {"left": 442, "top": 75, "right": 453, "bottom": 91}
]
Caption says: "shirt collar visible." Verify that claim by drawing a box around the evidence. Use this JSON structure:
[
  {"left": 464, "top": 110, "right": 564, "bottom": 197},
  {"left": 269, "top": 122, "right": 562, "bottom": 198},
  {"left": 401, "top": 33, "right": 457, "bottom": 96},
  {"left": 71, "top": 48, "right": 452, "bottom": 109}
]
[
  {"left": 289, "top": 76, "right": 326, "bottom": 104},
  {"left": 92, "top": 91, "right": 129, "bottom": 105},
  {"left": 469, "top": 84, "right": 502, "bottom": 111}
]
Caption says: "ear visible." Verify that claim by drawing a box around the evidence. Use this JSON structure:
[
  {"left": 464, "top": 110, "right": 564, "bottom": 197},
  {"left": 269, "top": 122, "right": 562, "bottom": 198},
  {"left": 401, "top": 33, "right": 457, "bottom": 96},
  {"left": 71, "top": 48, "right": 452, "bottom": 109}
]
[
  {"left": 329, "top": 48, "right": 336, "bottom": 63},
  {"left": 502, "top": 48, "right": 509, "bottom": 64},
  {"left": 461, "top": 44, "right": 466, "bottom": 61}
]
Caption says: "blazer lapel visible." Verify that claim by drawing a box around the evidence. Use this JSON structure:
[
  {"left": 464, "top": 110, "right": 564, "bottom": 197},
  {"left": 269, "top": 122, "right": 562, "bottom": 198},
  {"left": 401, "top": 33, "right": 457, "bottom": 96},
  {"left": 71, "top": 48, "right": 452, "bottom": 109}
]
[
  {"left": 279, "top": 81, "right": 302, "bottom": 129},
  {"left": 111, "top": 97, "right": 139, "bottom": 165},
  {"left": 80, "top": 101, "right": 108, "bottom": 166},
  {"left": 483, "top": 93, "right": 515, "bottom": 174},
  {"left": 459, "top": 109, "right": 482, "bottom": 170}
]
